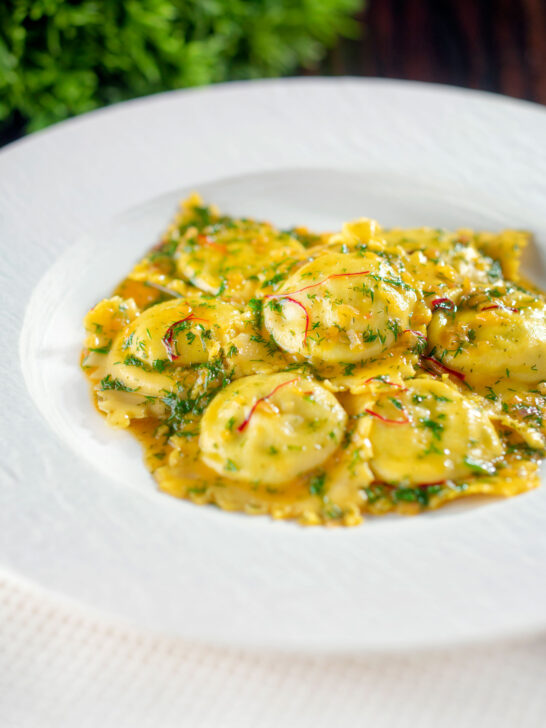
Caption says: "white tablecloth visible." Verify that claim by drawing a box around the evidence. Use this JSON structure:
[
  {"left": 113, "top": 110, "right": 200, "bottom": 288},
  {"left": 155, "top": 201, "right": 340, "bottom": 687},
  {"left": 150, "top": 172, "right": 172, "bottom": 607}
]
[{"left": 1, "top": 572, "right": 545, "bottom": 728}]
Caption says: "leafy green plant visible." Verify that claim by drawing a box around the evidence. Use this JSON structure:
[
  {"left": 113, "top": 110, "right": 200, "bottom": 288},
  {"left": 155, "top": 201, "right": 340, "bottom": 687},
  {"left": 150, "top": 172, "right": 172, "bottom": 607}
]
[{"left": 0, "top": 0, "right": 363, "bottom": 134}]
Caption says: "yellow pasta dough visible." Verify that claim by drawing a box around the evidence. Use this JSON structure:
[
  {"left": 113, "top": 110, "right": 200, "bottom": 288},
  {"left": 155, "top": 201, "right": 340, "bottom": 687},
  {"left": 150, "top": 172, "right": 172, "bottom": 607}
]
[
  {"left": 199, "top": 373, "right": 347, "bottom": 484},
  {"left": 428, "top": 289, "right": 546, "bottom": 385},
  {"left": 368, "top": 378, "right": 503, "bottom": 485},
  {"left": 263, "top": 251, "right": 419, "bottom": 364}
]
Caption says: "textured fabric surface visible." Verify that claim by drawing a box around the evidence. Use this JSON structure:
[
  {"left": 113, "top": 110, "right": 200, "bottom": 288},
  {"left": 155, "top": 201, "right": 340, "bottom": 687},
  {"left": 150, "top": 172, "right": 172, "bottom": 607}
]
[{"left": 1, "top": 573, "right": 545, "bottom": 728}]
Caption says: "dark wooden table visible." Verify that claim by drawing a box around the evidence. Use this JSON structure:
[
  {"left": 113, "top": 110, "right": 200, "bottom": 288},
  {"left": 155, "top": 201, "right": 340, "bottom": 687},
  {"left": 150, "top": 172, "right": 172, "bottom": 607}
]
[{"left": 323, "top": 0, "right": 546, "bottom": 104}]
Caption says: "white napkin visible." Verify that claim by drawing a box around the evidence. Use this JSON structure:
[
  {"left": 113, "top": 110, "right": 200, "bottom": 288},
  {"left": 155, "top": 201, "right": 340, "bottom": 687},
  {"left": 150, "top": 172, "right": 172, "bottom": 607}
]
[{"left": 1, "top": 573, "right": 545, "bottom": 728}]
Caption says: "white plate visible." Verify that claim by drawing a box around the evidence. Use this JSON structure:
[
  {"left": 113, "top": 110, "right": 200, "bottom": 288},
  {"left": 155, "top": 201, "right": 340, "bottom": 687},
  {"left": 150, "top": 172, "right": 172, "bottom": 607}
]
[{"left": 1, "top": 79, "right": 546, "bottom": 654}]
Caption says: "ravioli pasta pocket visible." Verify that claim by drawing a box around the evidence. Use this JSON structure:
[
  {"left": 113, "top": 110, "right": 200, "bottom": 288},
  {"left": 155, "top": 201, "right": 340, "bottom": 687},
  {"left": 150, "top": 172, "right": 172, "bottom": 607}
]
[{"left": 82, "top": 195, "right": 546, "bottom": 525}]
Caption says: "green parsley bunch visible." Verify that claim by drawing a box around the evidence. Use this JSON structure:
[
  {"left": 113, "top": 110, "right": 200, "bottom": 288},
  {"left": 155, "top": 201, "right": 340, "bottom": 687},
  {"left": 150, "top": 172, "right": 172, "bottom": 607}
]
[{"left": 0, "top": 0, "right": 363, "bottom": 134}]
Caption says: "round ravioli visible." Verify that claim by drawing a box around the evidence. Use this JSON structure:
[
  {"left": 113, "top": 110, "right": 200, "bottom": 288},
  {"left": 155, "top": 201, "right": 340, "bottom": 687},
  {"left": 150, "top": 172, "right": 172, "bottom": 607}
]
[
  {"left": 199, "top": 373, "right": 347, "bottom": 484},
  {"left": 369, "top": 378, "right": 503, "bottom": 485},
  {"left": 263, "top": 251, "right": 418, "bottom": 364},
  {"left": 175, "top": 219, "right": 306, "bottom": 300},
  {"left": 427, "top": 289, "right": 546, "bottom": 384},
  {"left": 104, "top": 297, "right": 240, "bottom": 396}
]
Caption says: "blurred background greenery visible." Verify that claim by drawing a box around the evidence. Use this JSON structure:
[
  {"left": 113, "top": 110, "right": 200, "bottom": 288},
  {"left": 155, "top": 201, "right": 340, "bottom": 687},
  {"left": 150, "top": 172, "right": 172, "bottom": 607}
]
[
  {"left": 1, "top": 0, "right": 545, "bottom": 146},
  {"left": 0, "top": 0, "right": 364, "bottom": 140}
]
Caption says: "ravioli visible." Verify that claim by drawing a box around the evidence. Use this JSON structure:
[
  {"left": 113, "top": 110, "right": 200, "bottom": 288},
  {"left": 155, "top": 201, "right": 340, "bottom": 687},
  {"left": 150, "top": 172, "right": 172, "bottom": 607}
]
[
  {"left": 368, "top": 378, "right": 503, "bottom": 485},
  {"left": 263, "top": 251, "right": 419, "bottom": 364},
  {"left": 200, "top": 373, "right": 347, "bottom": 484},
  {"left": 82, "top": 196, "right": 545, "bottom": 525},
  {"left": 428, "top": 288, "right": 546, "bottom": 385},
  {"left": 174, "top": 206, "right": 308, "bottom": 301}
]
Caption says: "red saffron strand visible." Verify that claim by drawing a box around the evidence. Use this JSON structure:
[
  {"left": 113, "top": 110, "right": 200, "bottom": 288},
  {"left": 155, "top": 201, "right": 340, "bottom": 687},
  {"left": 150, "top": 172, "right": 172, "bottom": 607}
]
[
  {"left": 162, "top": 313, "right": 210, "bottom": 361},
  {"left": 421, "top": 355, "right": 465, "bottom": 381},
  {"left": 283, "top": 297, "right": 310, "bottom": 342},
  {"left": 364, "top": 408, "right": 409, "bottom": 425},
  {"left": 265, "top": 270, "right": 370, "bottom": 298},
  {"left": 264, "top": 270, "right": 371, "bottom": 343},
  {"left": 403, "top": 329, "right": 427, "bottom": 339},
  {"left": 431, "top": 297, "right": 455, "bottom": 311},
  {"left": 480, "top": 305, "right": 520, "bottom": 313},
  {"left": 237, "top": 378, "right": 298, "bottom": 433}
]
